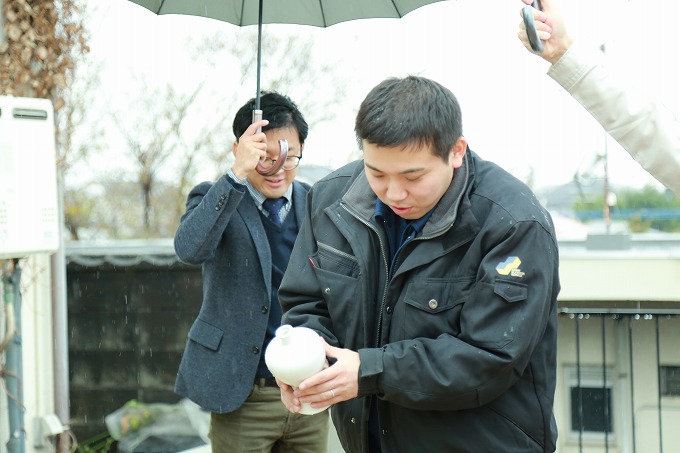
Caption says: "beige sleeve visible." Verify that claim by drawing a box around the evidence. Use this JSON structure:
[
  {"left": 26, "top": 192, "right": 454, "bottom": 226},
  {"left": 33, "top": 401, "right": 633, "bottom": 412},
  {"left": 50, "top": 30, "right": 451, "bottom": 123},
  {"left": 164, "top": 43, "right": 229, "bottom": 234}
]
[{"left": 548, "top": 41, "right": 680, "bottom": 195}]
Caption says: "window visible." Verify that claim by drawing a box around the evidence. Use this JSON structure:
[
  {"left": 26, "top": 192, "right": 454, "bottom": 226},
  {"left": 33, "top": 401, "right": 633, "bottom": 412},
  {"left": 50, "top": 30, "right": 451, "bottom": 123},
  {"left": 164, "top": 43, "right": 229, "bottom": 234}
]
[
  {"left": 571, "top": 386, "right": 612, "bottom": 433},
  {"left": 660, "top": 366, "right": 680, "bottom": 396},
  {"left": 567, "top": 366, "right": 614, "bottom": 436}
]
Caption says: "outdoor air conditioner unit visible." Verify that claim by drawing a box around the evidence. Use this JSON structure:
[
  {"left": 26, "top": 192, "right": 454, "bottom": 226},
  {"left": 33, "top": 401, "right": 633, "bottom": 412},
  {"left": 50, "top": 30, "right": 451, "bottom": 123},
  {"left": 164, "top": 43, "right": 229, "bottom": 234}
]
[{"left": 0, "top": 95, "right": 59, "bottom": 259}]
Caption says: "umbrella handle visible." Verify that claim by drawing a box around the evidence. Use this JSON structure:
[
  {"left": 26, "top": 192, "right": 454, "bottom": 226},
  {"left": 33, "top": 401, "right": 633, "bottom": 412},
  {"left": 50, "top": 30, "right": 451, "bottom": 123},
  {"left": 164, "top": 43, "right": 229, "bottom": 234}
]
[
  {"left": 253, "top": 109, "right": 290, "bottom": 176},
  {"left": 257, "top": 140, "right": 288, "bottom": 175},
  {"left": 522, "top": 1, "right": 543, "bottom": 53}
]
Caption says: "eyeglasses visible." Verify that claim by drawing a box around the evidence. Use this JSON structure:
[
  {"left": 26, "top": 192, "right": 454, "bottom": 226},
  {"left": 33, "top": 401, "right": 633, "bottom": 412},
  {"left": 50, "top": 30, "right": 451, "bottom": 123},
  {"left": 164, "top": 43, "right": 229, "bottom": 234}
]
[{"left": 259, "top": 155, "right": 301, "bottom": 171}]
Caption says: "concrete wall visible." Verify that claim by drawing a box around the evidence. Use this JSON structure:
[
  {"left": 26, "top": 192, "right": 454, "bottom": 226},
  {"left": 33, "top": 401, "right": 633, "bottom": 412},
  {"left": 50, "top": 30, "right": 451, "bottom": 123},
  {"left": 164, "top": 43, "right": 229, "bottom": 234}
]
[{"left": 66, "top": 259, "right": 203, "bottom": 442}]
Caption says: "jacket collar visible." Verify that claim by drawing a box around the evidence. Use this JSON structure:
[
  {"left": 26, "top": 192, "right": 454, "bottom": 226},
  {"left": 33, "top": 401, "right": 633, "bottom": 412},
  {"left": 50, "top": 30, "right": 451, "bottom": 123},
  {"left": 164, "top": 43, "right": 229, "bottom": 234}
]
[{"left": 342, "top": 149, "right": 473, "bottom": 237}]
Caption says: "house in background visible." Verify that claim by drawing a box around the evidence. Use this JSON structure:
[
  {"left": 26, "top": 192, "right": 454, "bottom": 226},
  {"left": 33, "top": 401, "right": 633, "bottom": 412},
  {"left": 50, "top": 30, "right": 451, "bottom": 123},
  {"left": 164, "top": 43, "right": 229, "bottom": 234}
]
[{"left": 2, "top": 231, "right": 680, "bottom": 452}]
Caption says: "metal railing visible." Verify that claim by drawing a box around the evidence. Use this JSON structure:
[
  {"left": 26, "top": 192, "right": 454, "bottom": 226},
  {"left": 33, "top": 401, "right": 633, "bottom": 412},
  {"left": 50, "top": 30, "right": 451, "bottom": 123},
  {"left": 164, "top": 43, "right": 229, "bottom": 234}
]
[{"left": 559, "top": 308, "right": 680, "bottom": 453}]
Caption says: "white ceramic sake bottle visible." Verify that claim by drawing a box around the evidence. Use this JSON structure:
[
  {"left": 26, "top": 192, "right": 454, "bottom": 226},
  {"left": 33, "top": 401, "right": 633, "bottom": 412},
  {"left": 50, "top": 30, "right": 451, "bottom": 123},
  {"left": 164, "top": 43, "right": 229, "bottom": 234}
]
[{"left": 265, "top": 324, "right": 328, "bottom": 415}]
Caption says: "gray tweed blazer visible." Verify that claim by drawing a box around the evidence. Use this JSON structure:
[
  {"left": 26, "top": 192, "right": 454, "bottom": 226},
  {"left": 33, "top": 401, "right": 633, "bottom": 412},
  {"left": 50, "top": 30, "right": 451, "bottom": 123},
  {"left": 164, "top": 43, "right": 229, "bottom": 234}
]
[{"left": 173, "top": 175, "right": 310, "bottom": 413}]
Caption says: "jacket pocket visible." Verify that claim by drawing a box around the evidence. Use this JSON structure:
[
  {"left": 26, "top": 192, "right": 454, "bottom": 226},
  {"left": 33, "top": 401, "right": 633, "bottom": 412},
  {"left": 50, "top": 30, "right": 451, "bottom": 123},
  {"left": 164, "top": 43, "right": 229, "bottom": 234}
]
[
  {"left": 315, "top": 242, "right": 360, "bottom": 278},
  {"left": 400, "top": 279, "right": 468, "bottom": 340},
  {"left": 465, "top": 278, "right": 528, "bottom": 349},
  {"left": 188, "top": 318, "right": 223, "bottom": 351},
  {"left": 493, "top": 279, "right": 528, "bottom": 303}
]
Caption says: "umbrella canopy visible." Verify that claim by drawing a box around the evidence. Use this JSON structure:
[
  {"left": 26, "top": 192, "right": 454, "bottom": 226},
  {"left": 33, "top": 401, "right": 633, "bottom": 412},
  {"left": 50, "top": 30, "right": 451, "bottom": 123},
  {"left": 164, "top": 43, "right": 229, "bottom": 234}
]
[
  {"left": 127, "top": 0, "right": 451, "bottom": 173},
  {"left": 128, "top": 0, "right": 449, "bottom": 27},
  {"left": 128, "top": 0, "right": 450, "bottom": 103}
]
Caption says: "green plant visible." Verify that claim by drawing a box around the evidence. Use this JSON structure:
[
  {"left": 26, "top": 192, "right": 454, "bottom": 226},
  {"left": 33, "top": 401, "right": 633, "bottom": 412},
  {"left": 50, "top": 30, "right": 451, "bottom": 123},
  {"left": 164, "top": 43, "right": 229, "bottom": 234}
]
[{"left": 75, "top": 432, "right": 115, "bottom": 453}]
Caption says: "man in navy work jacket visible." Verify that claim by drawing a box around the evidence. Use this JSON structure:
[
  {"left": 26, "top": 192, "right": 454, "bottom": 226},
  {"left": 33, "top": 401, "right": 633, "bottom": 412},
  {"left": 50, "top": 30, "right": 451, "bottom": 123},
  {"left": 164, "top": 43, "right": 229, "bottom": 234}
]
[
  {"left": 277, "top": 76, "right": 559, "bottom": 452},
  {"left": 174, "top": 92, "right": 328, "bottom": 452}
]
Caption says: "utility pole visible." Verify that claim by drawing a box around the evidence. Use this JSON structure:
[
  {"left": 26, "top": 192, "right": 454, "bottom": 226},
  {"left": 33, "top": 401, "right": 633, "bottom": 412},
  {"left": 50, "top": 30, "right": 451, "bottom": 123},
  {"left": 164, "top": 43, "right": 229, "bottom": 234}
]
[
  {"left": 600, "top": 42, "right": 612, "bottom": 234},
  {"left": 603, "top": 130, "right": 611, "bottom": 234}
]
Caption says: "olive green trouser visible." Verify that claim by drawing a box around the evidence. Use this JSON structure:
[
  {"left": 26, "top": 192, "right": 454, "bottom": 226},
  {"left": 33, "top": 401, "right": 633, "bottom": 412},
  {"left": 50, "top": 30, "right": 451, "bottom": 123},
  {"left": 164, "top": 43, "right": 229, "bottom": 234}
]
[{"left": 210, "top": 384, "right": 329, "bottom": 453}]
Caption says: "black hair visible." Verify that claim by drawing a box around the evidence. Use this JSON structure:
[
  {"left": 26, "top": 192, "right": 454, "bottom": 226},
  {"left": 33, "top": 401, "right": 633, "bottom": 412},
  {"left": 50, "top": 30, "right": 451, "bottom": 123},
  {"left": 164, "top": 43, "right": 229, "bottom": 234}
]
[
  {"left": 232, "top": 91, "right": 309, "bottom": 146},
  {"left": 354, "top": 76, "right": 463, "bottom": 161}
]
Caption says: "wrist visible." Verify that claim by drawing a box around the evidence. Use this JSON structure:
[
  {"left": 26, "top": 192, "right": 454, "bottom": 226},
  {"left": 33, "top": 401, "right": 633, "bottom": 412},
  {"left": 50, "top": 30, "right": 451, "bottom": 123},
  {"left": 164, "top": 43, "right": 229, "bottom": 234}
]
[
  {"left": 227, "top": 167, "right": 248, "bottom": 184},
  {"left": 548, "top": 36, "right": 573, "bottom": 64}
]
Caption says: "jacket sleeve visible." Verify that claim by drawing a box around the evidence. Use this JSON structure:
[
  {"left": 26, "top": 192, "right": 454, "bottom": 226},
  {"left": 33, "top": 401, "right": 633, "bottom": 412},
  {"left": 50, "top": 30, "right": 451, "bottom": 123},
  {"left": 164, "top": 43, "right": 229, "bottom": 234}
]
[
  {"left": 174, "top": 176, "right": 247, "bottom": 264},
  {"left": 548, "top": 41, "right": 680, "bottom": 195},
  {"left": 359, "top": 219, "right": 559, "bottom": 411}
]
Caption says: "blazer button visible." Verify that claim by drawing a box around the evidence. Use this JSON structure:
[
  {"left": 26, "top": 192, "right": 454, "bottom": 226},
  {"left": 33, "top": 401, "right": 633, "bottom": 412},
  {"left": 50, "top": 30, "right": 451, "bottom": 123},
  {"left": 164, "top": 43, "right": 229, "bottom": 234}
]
[
  {"left": 252, "top": 346, "right": 260, "bottom": 354},
  {"left": 324, "top": 287, "right": 331, "bottom": 294},
  {"left": 350, "top": 418, "right": 356, "bottom": 424},
  {"left": 428, "top": 299, "right": 438, "bottom": 310},
  {"left": 385, "top": 306, "right": 393, "bottom": 314},
  {"left": 261, "top": 306, "right": 269, "bottom": 314}
]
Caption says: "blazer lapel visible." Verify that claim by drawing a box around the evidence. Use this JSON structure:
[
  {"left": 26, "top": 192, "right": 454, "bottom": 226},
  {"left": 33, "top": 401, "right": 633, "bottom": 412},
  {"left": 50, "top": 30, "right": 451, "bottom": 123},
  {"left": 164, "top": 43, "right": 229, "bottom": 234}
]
[{"left": 237, "top": 196, "right": 272, "bottom": 296}]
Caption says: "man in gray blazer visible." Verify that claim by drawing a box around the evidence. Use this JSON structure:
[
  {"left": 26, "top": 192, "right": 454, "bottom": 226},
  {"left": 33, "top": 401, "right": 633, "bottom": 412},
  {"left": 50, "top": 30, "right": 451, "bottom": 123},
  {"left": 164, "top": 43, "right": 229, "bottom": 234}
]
[{"left": 174, "top": 92, "right": 328, "bottom": 452}]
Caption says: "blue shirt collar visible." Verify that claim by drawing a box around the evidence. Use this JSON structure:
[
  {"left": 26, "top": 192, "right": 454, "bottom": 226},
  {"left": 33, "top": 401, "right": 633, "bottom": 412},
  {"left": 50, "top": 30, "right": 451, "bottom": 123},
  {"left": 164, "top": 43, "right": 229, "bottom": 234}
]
[{"left": 374, "top": 198, "right": 434, "bottom": 236}]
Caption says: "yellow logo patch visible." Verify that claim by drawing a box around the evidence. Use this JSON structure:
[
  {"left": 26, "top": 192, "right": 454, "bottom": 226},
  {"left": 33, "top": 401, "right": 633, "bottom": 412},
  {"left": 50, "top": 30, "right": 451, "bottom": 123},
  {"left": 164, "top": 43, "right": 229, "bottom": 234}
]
[{"left": 496, "top": 256, "right": 524, "bottom": 277}]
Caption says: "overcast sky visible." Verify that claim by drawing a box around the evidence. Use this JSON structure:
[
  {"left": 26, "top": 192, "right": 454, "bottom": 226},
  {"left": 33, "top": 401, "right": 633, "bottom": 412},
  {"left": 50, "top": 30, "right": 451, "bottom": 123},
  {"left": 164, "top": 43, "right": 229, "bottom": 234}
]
[{"left": 90, "top": 0, "right": 679, "bottom": 191}]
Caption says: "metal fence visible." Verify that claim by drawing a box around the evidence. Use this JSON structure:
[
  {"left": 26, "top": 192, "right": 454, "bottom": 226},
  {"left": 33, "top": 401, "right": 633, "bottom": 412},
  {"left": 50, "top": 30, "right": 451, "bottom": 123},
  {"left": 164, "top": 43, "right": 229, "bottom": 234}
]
[{"left": 558, "top": 308, "right": 680, "bottom": 453}]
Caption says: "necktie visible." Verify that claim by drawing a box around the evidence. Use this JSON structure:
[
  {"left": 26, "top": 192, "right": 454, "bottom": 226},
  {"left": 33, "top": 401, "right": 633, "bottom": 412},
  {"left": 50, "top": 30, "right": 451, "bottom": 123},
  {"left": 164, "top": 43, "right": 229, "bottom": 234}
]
[{"left": 263, "top": 198, "right": 286, "bottom": 226}]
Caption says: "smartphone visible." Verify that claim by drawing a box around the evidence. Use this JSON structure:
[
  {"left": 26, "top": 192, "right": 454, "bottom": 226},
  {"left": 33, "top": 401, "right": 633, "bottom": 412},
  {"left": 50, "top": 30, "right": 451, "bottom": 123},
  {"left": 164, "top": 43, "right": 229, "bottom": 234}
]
[{"left": 522, "top": 0, "right": 543, "bottom": 53}]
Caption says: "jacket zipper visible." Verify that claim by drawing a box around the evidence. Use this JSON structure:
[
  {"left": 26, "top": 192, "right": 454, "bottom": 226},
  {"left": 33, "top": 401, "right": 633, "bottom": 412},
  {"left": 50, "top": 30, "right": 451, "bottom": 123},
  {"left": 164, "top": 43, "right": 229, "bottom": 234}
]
[{"left": 341, "top": 203, "right": 390, "bottom": 348}]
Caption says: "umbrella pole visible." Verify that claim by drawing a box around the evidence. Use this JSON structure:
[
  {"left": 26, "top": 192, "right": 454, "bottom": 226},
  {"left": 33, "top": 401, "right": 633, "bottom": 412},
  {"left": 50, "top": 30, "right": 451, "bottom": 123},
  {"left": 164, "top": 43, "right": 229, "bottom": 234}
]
[
  {"left": 252, "top": 0, "right": 287, "bottom": 176},
  {"left": 252, "top": 0, "right": 263, "bottom": 135},
  {"left": 256, "top": 0, "right": 263, "bottom": 110}
]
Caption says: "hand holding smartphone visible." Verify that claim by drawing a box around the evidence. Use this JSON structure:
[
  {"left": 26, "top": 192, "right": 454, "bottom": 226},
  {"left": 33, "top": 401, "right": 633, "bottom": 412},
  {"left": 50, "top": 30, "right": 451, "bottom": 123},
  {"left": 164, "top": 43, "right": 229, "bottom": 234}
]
[{"left": 522, "top": 1, "right": 543, "bottom": 53}]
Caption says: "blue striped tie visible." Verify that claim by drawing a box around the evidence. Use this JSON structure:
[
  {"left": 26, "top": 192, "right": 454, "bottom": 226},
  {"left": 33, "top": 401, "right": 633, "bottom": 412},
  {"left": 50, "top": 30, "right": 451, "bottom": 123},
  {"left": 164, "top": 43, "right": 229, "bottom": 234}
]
[{"left": 263, "top": 198, "right": 286, "bottom": 226}]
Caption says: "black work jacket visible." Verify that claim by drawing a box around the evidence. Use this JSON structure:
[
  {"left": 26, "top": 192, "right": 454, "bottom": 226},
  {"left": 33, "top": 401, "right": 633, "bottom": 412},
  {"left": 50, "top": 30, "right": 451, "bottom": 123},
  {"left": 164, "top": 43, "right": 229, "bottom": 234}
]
[{"left": 280, "top": 150, "right": 560, "bottom": 452}]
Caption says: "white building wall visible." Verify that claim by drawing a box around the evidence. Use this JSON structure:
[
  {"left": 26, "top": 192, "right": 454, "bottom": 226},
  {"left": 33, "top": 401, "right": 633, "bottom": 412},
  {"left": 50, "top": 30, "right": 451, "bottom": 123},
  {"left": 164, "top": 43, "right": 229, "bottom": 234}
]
[{"left": 558, "top": 252, "right": 680, "bottom": 302}]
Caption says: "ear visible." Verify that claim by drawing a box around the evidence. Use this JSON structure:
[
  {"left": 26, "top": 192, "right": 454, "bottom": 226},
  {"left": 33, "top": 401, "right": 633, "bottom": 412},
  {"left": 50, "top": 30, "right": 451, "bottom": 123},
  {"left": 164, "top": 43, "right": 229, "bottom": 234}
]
[
  {"left": 449, "top": 137, "right": 467, "bottom": 169},
  {"left": 232, "top": 141, "right": 239, "bottom": 155}
]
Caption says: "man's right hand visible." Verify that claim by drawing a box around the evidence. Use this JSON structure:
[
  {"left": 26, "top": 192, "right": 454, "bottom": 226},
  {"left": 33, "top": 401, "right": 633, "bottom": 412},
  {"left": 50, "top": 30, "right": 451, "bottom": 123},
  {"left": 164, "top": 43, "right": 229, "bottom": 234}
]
[{"left": 231, "top": 119, "right": 269, "bottom": 180}]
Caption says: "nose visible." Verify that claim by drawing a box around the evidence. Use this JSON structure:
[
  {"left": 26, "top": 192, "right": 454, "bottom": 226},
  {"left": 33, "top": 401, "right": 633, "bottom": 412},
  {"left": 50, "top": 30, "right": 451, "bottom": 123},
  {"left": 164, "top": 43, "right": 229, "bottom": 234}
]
[{"left": 385, "top": 180, "right": 407, "bottom": 202}]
